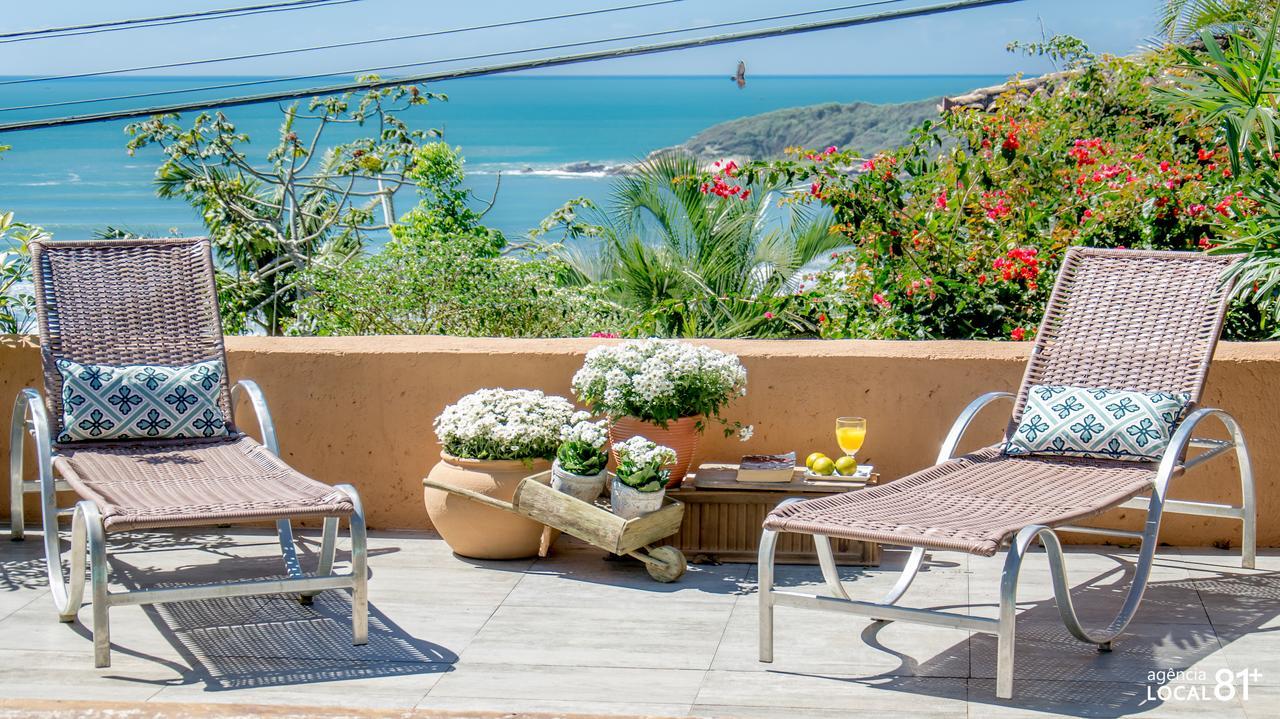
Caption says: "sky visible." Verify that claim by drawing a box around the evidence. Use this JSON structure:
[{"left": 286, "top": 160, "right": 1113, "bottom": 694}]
[{"left": 1, "top": 0, "right": 1160, "bottom": 79}]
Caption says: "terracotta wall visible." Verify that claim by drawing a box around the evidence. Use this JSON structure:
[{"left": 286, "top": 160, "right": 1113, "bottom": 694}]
[{"left": 2, "top": 335, "right": 1276, "bottom": 547}]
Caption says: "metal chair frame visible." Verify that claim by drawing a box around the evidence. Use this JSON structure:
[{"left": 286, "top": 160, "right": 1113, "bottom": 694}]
[
  {"left": 758, "top": 391, "right": 1255, "bottom": 699},
  {"left": 9, "top": 379, "right": 368, "bottom": 668}
]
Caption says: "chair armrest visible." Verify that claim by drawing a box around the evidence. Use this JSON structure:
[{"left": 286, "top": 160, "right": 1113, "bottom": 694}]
[
  {"left": 936, "top": 391, "right": 1015, "bottom": 464},
  {"left": 230, "top": 379, "right": 280, "bottom": 455},
  {"left": 1157, "top": 407, "right": 1249, "bottom": 476}
]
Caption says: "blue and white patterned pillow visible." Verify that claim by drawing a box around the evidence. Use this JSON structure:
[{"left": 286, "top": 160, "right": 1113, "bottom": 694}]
[
  {"left": 1002, "top": 385, "right": 1190, "bottom": 462},
  {"left": 56, "top": 358, "right": 232, "bottom": 443}
]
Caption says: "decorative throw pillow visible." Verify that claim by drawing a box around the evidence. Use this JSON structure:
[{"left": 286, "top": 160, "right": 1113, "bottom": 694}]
[
  {"left": 1002, "top": 385, "right": 1190, "bottom": 462},
  {"left": 56, "top": 358, "right": 232, "bottom": 443}
]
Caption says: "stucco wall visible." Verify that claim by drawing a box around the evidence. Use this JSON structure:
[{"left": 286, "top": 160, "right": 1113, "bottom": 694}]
[{"left": 2, "top": 336, "right": 1276, "bottom": 547}]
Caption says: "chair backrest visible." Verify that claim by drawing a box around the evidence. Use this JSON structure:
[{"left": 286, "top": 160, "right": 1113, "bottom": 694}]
[
  {"left": 29, "top": 237, "right": 237, "bottom": 442},
  {"left": 1007, "top": 248, "right": 1237, "bottom": 437}
]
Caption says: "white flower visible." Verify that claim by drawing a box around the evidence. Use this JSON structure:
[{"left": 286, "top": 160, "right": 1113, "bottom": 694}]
[
  {"left": 614, "top": 435, "right": 677, "bottom": 470},
  {"left": 559, "top": 417, "right": 608, "bottom": 448},
  {"left": 738, "top": 424, "right": 754, "bottom": 442},
  {"left": 571, "top": 339, "right": 747, "bottom": 423},
  {"left": 434, "top": 388, "right": 576, "bottom": 460}
]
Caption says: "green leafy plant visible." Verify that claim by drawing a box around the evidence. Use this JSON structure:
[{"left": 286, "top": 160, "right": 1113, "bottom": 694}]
[
  {"left": 1160, "top": 12, "right": 1280, "bottom": 327},
  {"left": 538, "top": 152, "right": 845, "bottom": 338},
  {"left": 555, "top": 416, "right": 609, "bottom": 476},
  {"left": 0, "top": 211, "right": 41, "bottom": 334},
  {"left": 613, "top": 436, "right": 676, "bottom": 492},
  {"left": 689, "top": 37, "right": 1268, "bottom": 340},
  {"left": 126, "top": 80, "right": 439, "bottom": 334},
  {"left": 292, "top": 143, "right": 622, "bottom": 337}
]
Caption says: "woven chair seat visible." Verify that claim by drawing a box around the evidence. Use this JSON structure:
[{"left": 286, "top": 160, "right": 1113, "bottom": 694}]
[
  {"left": 764, "top": 447, "right": 1162, "bottom": 556},
  {"left": 53, "top": 435, "right": 354, "bottom": 533}
]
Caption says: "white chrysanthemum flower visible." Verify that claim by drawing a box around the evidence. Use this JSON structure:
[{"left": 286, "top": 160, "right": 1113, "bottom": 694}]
[
  {"left": 570, "top": 339, "right": 747, "bottom": 424},
  {"left": 435, "top": 388, "right": 576, "bottom": 460}
]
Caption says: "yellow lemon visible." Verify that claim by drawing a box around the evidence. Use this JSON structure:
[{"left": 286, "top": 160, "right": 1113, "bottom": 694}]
[
  {"left": 805, "top": 452, "right": 828, "bottom": 470},
  {"left": 811, "top": 457, "right": 836, "bottom": 476},
  {"left": 834, "top": 456, "right": 858, "bottom": 476}
]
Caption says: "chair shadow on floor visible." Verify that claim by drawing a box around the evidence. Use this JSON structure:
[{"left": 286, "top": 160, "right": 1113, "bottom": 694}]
[
  {"left": 770, "top": 550, "right": 1279, "bottom": 718},
  {"left": 46, "top": 529, "right": 454, "bottom": 692}
]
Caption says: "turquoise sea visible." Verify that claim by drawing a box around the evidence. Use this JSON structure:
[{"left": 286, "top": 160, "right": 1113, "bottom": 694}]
[{"left": 0, "top": 75, "right": 1002, "bottom": 241}]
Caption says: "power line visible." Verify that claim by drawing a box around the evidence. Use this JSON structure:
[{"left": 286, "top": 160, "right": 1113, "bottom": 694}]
[
  {"left": 0, "top": 0, "right": 365, "bottom": 45},
  {"left": 0, "top": 0, "right": 1024, "bottom": 133},
  {"left": 0, "top": 0, "right": 688, "bottom": 86},
  {"left": 0, "top": 0, "right": 914, "bottom": 113}
]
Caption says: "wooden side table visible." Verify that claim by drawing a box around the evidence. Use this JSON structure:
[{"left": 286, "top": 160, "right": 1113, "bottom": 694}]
[{"left": 665, "top": 464, "right": 881, "bottom": 566}]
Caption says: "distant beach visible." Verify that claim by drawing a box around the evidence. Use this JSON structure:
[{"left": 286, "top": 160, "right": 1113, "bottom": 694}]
[{"left": 0, "top": 74, "right": 1002, "bottom": 241}]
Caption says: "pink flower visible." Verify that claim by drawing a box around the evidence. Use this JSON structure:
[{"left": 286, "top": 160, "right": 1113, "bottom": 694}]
[
  {"left": 872, "top": 293, "right": 890, "bottom": 308},
  {"left": 590, "top": 332, "right": 619, "bottom": 338},
  {"left": 763, "top": 312, "right": 774, "bottom": 319},
  {"left": 934, "top": 191, "right": 948, "bottom": 209},
  {"left": 825, "top": 146, "right": 838, "bottom": 155}
]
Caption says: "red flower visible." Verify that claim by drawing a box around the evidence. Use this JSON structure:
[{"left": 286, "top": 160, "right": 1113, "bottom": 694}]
[
  {"left": 818, "top": 313, "right": 827, "bottom": 323},
  {"left": 1001, "top": 132, "right": 1020, "bottom": 152},
  {"left": 977, "top": 273, "right": 987, "bottom": 285},
  {"left": 1197, "top": 147, "right": 1216, "bottom": 162},
  {"left": 1187, "top": 204, "right": 1207, "bottom": 217},
  {"left": 934, "top": 191, "right": 948, "bottom": 209},
  {"left": 1010, "top": 327, "right": 1026, "bottom": 341}
]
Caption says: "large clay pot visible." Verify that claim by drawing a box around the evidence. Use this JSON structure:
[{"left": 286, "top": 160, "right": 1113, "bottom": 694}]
[
  {"left": 609, "top": 415, "right": 702, "bottom": 488},
  {"left": 424, "top": 453, "right": 551, "bottom": 560}
]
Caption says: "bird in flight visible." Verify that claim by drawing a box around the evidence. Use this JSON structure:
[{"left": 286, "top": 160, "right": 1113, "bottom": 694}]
[{"left": 732, "top": 60, "right": 746, "bottom": 89}]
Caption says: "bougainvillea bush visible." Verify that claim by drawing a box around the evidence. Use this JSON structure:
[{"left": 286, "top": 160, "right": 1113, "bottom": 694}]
[{"left": 697, "top": 40, "right": 1269, "bottom": 341}]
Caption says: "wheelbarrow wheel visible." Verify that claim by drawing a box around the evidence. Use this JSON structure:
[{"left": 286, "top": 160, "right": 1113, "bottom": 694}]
[{"left": 644, "top": 546, "right": 687, "bottom": 583}]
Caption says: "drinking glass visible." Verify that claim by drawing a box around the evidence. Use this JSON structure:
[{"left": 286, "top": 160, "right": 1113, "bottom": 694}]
[{"left": 835, "top": 417, "right": 866, "bottom": 460}]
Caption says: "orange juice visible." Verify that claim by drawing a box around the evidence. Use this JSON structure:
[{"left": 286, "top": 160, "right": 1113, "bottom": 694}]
[{"left": 836, "top": 426, "right": 865, "bottom": 455}]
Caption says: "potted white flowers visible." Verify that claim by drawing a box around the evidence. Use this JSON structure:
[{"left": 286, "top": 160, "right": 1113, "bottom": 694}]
[
  {"left": 572, "top": 339, "right": 750, "bottom": 487},
  {"left": 425, "top": 388, "right": 575, "bottom": 559},
  {"left": 611, "top": 436, "right": 677, "bottom": 519},
  {"left": 553, "top": 414, "right": 609, "bottom": 502}
]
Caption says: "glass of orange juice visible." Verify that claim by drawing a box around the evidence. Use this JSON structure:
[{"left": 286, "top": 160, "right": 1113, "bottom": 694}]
[{"left": 835, "top": 417, "right": 866, "bottom": 460}]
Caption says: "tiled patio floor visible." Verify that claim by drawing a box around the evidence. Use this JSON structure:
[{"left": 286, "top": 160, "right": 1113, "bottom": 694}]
[{"left": 0, "top": 527, "right": 1276, "bottom": 718}]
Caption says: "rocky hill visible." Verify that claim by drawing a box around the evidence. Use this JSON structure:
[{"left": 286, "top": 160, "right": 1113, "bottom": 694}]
[{"left": 670, "top": 97, "right": 942, "bottom": 161}]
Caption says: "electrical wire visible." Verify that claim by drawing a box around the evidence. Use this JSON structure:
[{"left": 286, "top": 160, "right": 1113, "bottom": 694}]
[
  {"left": 0, "top": 0, "right": 365, "bottom": 45},
  {"left": 0, "top": 0, "right": 913, "bottom": 113},
  {"left": 0, "top": 0, "right": 1024, "bottom": 133},
  {"left": 0, "top": 0, "right": 688, "bottom": 86}
]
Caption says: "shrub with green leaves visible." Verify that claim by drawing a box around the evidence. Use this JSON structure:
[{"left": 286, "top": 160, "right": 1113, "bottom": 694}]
[
  {"left": 701, "top": 37, "right": 1269, "bottom": 340},
  {"left": 292, "top": 143, "right": 623, "bottom": 337}
]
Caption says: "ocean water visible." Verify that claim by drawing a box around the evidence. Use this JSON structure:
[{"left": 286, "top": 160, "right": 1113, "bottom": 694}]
[{"left": 0, "top": 75, "right": 1001, "bottom": 241}]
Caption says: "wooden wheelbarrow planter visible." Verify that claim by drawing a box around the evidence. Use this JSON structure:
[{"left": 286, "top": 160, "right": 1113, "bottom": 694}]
[{"left": 422, "top": 471, "right": 688, "bottom": 582}]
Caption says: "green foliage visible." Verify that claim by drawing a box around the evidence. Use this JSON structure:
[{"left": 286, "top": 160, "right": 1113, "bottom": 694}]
[
  {"left": 1160, "top": 0, "right": 1278, "bottom": 43},
  {"left": 0, "top": 212, "right": 41, "bottom": 335},
  {"left": 540, "top": 152, "right": 845, "bottom": 338},
  {"left": 126, "top": 81, "right": 438, "bottom": 334},
  {"left": 556, "top": 440, "right": 608, "bottom": 476},
  {"left": 1162, "top": 11, "right": 1280, "bottom": 326},
  {"left": 292, "top": 144, "right": 622, "bottom": 337},
  {"left": 709, "top": 37, "right": 1268, "bottom": 340}
]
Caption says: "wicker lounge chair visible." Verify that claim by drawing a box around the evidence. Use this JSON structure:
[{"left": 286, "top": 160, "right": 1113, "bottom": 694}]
[
  {"left": 8, "top": 237, "right": 367, "bottom": 667},
  {"left": 758, "top": 248, "right": 1256, "bottom": 699}
]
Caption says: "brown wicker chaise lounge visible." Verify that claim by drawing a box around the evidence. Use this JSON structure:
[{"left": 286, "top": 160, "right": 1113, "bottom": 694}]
[
  {"left": 8, "top": 237, "right": 367, "bottom": 667},
  {"left": 758, "top": 248, "right": 1256, "bottom": 699}
]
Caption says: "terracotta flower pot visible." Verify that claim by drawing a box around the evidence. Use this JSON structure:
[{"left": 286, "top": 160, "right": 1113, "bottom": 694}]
[
  {"left": 609, "top": 415, "right": 701, "bottom": 488},
  {"left": 423, "top": 453, "right": 551, "bottom": 560}
]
